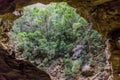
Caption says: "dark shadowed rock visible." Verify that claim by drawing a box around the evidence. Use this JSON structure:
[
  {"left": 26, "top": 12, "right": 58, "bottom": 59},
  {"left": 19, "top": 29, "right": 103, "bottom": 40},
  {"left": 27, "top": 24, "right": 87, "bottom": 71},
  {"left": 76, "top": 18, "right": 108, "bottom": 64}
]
[{"left": 0, "top": 48, "right": 51, "bottom": 80}]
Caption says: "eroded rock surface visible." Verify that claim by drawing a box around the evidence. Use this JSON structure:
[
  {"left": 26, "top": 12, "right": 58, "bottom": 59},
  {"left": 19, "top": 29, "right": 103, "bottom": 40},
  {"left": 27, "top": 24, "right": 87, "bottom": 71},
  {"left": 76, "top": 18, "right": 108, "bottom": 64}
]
[
  {"left": 107, "top": 29, "right": 120, "bottom": 80},
  {"left": 0, "top": 48, "right": 51, "bottom": 80}
]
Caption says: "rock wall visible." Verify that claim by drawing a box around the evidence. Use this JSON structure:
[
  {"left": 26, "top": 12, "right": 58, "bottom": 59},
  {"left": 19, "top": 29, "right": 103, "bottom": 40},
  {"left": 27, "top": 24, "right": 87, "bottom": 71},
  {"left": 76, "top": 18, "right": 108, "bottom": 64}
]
[{"left": 107, "top": 29, "right": 120, "bottom": 80}]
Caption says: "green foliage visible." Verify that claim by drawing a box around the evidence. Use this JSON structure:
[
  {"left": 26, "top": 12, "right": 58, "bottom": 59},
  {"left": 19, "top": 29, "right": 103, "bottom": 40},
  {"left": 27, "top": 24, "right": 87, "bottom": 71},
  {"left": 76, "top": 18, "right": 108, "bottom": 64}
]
[
  {"left": 63, "top": 58, "right": 82, "bottom": 79},
  {"left": 12, "top": 2, "right": 90, "bottom": 60},
  {"left": 11, "top": 3, "right": 104, "bottom": 77},
  {"left": 63, "top": 58, "right": 73, "bottom": 79},
  {"left": 72, "top": 60, "right": 81, "bottom": 73},
  {"left": 11, "top": 2, "right": 105, "bottom": 79}
]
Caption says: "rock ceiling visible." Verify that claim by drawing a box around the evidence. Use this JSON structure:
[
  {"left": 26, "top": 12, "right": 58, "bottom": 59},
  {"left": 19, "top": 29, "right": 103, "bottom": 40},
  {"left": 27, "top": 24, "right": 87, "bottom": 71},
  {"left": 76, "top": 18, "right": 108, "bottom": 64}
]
[{"left": 0, "top": 0, "right": 120, "bottom": 36}]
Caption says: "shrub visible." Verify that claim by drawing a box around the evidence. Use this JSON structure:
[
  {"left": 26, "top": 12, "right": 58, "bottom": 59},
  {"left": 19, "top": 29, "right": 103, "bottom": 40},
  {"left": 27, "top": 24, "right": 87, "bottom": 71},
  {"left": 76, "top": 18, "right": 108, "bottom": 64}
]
[
  {"left": 11, "top": 2, "right": 104, "bottom": 68},
  {"left": 12, "top": 2, "right": 89, "bottom": 60},
  {"left": 72, "top": 60, "right": 81, "bottom": 73},
  {"left": 63, "top": 58, "right": 73, "bottom": 79}
]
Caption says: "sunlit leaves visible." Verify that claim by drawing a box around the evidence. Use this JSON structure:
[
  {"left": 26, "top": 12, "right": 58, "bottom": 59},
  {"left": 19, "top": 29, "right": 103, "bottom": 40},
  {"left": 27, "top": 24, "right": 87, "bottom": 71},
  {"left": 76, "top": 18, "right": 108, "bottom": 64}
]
[{"left": 11, "top": 2, "right": 103, "bottom": 63}]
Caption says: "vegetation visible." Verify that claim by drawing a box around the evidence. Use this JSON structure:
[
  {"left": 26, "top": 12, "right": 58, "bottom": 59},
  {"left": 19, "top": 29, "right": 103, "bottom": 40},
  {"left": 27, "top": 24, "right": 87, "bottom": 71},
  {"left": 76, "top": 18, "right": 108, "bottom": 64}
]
[{"left": 11, "top": 2, "right": 105, "bottom": 79}]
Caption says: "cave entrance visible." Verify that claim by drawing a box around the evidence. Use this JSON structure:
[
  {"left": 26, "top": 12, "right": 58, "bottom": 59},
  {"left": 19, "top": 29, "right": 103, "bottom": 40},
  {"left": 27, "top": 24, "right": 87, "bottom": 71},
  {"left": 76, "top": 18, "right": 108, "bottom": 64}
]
[{"left": 8, "top": 2, "right": 108, "bottom": 80}]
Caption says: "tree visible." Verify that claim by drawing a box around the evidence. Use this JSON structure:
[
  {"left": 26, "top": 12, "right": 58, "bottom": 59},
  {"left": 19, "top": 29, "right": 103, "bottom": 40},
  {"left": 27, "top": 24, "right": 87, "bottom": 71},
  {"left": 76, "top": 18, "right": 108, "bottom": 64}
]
[{"left": 11, "top": 2, "right": 104, "bottom": 68}]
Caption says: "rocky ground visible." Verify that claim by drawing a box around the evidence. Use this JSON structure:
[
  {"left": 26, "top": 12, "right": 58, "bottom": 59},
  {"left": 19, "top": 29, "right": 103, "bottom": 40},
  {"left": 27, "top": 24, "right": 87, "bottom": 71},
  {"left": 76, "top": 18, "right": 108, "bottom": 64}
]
[{"left": 47, "top": 58, "right": 112, "bottom": 80}]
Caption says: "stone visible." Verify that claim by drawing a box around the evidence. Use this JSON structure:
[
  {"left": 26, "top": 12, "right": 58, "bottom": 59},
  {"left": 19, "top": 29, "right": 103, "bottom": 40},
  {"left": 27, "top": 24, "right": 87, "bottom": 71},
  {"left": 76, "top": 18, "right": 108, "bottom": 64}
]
[{"left": 81, "top": 64, "right": 94, "bottom": 77}]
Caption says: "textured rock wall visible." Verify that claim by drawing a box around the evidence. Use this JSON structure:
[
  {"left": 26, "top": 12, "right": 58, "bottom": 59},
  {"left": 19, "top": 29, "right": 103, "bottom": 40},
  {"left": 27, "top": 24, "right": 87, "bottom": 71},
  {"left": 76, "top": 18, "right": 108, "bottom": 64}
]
[{"left": 107, "top": 29, "right": 120, "bottom": 80}]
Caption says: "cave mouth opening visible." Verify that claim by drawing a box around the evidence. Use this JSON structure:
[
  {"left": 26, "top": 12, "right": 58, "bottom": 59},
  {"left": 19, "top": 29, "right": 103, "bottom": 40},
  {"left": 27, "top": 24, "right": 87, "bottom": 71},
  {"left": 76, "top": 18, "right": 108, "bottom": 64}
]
[{"left": 8, "top": 2, "right": 107, "bottom": 80}]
